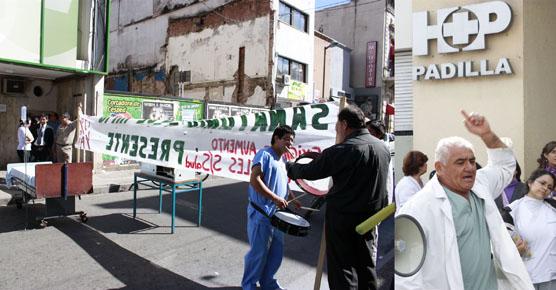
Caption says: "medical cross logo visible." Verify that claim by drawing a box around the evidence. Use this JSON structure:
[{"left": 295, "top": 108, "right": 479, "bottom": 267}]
[{"left": 413, "top": 1, "right": 512, "bottom": 56}]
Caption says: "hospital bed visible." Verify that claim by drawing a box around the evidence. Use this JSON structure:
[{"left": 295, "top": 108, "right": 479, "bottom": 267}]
[{"left": 6, "top": 162, "right": 93, "bottom": 227}]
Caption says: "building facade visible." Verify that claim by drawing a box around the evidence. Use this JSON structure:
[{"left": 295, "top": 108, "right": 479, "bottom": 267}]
[
  {"left": 108, "top": 0, "right": 315, "bottom": 108},
  {"left": 395, "top": 0, "right": 556, "bottom": 179},
  {"left": 315, "top": 0, "right": 394, "bottom": 122},
  {"left": 0, "top": 0, "right": 109, "bottom": 168},
  {"left": 313, "top": 31, "right": 352, "bottom": 102}
]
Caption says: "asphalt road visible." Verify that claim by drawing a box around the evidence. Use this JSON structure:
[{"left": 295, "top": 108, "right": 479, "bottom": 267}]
[{"left": 0, "top": 177, "right": 393, "bottom": 290}]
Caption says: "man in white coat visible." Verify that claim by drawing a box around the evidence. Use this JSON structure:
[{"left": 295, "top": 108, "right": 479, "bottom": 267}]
[{"left": 395, "top": 111, "right": 533, "bottom": 290}]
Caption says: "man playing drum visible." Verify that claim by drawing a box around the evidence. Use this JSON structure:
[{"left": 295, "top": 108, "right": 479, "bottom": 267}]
[
  {"left": 241, "top": 125, "right": 295, "bottom": 290},
  {"left": 286, "top": 106, "right": 390, "bottom": 290}
]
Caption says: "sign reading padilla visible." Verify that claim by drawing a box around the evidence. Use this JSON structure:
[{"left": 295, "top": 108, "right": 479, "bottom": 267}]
[
  {"left": 76, "top": 102, "right": 338, "bottom": 182},
  {"left": 413, "top": 1, "right": 513, "bottom": 81}
]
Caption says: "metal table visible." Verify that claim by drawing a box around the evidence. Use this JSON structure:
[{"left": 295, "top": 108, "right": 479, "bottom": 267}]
[{"left": 132, "top": 172, "right": 203, "bottom": 233}]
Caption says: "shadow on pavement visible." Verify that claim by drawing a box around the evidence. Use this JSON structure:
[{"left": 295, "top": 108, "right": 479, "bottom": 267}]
[
  {"left": 95, "top": 181, "right": 326, "bottom": 269},
  {"left": 54, "top": 218, "right": 241, "bottom": 290}
]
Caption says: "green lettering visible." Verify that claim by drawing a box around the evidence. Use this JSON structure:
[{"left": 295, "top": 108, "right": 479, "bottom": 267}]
[
  {"left": 268, "top": 109, "right": 286, "bottom": 131},
  {"left": 121, "top": 134, "right": 130, "bottom": 154},
  {"left": 138, "top": 136, "right": 148, "bottom": 158},
  {"left": 159, "top": 139, "right": 171, "bottom": 162},
  {"left": 114, "top": 133, "right": 122, "bottom": 152},
  {"left": 129, "top": 135, "right": 139, "bottom": 157},
  {"left": 251, "top": 112, "right": 268, "bottom": 132},
  {"left": 148, "top": 137, "right": 160, "bottom": 160},
  {"left": 173, "top": 140, "right": 185, "bottom": 164},
  {"left": 106, "top": 132, "right": 114, "bottom": 151},
  {"left": 291, "top": 107, "right": 307, "bottom": 130},
  {"left": 311, "top": 104, "right": 329, "bottom": 130},
  {"left": 239, "top": 115, "right": 248, "bottom": 131}
]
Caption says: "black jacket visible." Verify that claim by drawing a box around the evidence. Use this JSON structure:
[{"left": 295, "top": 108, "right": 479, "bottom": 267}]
[
  {"left": 286, "top": 129, "right": 390, "bottom": 215},
  {"left": 494, "top": 182, "right": 527, "bottom": 211}
]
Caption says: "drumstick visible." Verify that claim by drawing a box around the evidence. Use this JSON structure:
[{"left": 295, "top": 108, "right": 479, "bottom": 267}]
[
  {"left": 300, "top": 206, "right": 319, "bottom": 212},
  {"left": 287, "top": 192, "right": 307, "bottom": 203}
]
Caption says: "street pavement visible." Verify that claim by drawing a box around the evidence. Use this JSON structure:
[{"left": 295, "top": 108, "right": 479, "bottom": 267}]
[
  {"left": 0, "top": 171, "right": 394, "bottom": 290},
  {"left": 0, "top": 175, "right": 330, "bottom": 289}
]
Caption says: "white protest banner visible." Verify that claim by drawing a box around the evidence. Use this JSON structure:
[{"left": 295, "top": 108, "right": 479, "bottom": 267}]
[{"left": 76, "top": 102, "right": 339, "bottom": 182}]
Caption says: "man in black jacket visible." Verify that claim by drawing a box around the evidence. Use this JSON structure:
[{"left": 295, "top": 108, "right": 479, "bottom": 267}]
[
  {"left": 32, "top": 114, "right": 54, "bottom": 161},
  {"left": 286, "top": 106, "right": 390, "bottom": 290}
]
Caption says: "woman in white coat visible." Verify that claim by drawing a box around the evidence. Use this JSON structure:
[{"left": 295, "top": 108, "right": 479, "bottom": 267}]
[
  {"left": 509, "top": 169, "right": 556, "bottom": 290},
  {"left": 16, "top": 119, "right": 34, "bottom": 162},
  {"left": 395, "top": 150, "right": 428, "bottom": 209}
]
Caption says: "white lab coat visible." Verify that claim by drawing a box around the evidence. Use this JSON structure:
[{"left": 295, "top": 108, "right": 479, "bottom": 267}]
[
  {"left": 396, "top": 148, "right": 533, "bottom": 290},
  {"left": 395, "top": 175, "right": 422, "bottom": 210}
]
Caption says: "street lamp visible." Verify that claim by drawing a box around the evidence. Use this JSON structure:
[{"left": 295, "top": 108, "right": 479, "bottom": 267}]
[{"left": 322, "top": 41, "right": 339, "bottom": 101}]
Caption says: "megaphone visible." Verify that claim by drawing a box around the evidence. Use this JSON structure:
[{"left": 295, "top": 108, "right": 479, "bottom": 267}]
[{"left": 395, "top": 214, "right": 427, "bottom": 277}]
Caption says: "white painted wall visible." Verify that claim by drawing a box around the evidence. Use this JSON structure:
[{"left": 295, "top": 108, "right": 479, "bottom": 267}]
[
  {"left": 274, "top": 0, "right": 315, "bottom": 102},
  {"left": 166, "top": 17, "right": 269, "bottom": 81},
  {"left": 395, "top": 0, "right": 412, "bottom": 50},
  {"left": 109, "top": 0, "right": 232, "bottom": 72}
]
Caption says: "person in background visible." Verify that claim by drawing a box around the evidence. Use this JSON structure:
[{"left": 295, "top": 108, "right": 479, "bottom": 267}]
[
  {"left": 242, "top": 125, "right": 295, "bottom": 290},
  {"left": 537, "top": 141, "right": 556, "bottom": 199},
  {"left": 16, "top": 119, "right": 34, "bottom": 162},
  {"left": 508, "top": 169, "right": 556, "bottom": 290},
  {"left": 495, "top": 161, "right": 527, "bottom": 211},
  {"left": 48, "top": 112, "right": 60, "bottom": 132},
  {"left": 32, "top": 114, "right": 54, "bottom": 162},
  {"left": 395, "top": 150, "right": 428, "bottom": 209},
  {"left": 54, "top": 112, "right": 78, "bottom": 163}
]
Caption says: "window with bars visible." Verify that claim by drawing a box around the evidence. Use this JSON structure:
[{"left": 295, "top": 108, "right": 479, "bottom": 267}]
[
  {"left": 277, "top": 56, "right": 306, "bottom": 83},
  {"left": 279, "top": 1, "right": 308, "bottom": 33}
]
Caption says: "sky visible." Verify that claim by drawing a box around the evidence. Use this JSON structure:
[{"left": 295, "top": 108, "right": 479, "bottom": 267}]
[{"left": 315, "top": 0, "right": 351, "bottom": 11}]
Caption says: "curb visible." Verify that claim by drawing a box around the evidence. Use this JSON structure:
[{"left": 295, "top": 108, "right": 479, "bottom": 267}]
[{"left": 92, "top": 182, "right": 135, "bottom": 194}]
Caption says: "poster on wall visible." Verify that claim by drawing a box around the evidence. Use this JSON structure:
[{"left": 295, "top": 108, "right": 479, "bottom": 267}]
[
  {"left": 142, "top": 101, "right": 175, "bottom": 121},
  {"left": 287, "top": 81, "right": 306, "bottom": 101},
  {"left": 207, "top": 103, "right": 268, "bottom": 119},
  {"left": 207, "top": 104, "right": 230, "bottom": 119}
]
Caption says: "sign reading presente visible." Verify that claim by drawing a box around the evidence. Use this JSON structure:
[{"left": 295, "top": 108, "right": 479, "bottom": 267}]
[
  {"left": 76, "top": 103, "right": 338, "bottom": 182},
  {"left": 412, "top": 1, "right": 513, "bottom": 81}
]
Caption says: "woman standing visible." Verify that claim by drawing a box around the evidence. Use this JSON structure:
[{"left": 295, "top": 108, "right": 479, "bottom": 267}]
[
  {"left": 509, "top": 169, "right": 556, "bottom": 290},
  {"left": 16, "top": 119, "right": 34, "bottom": 162},
  {"left": 395, "top": 150, "right": 428, "bottom": 209}
]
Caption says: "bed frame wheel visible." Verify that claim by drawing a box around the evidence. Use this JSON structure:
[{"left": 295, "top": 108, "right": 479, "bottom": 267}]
[
  {"left": 39, "top": 220, "right": 48, "bottom": 228},
  {"left": 80, "top": 213, "right": 88, "bottom": 223}
]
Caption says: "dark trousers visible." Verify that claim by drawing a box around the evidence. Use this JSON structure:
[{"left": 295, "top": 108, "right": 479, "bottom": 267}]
[
  {"left": 325, "top": 210, "right": 377, "bottom": 290},
  {"left": 32, "top": 145, "right": 51, "bottom": 162},
  {"left": 17, "top": 150, "right": 31, "bottom": 162}
]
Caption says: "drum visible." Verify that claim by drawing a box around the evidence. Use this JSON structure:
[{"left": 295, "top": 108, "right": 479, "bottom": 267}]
[
  {"left": 293, "top": 152, "right": 332, "bottom": 197},
  {"left": 271, "top": 210, "right": 311, "bottom": 237}
]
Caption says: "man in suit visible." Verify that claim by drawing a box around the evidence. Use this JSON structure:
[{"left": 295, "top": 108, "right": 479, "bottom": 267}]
[{"left": 32, "top": 114, "right": 54, "bottom": 161}]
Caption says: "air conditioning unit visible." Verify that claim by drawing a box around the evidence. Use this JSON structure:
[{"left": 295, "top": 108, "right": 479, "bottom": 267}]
[
  {"left": 26, "top": 80, "right": 53, "bottom": 98},
  {"left": 2, "top": 79, "right": 25, "bottom": 95},
  {"left": 282, "top": 74, "right": 291, "bottom": 86}
]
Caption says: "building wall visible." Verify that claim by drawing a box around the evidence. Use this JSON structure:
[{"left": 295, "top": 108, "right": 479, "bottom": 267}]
[
  {"left": 314, "top": 34, "right": 351, "bottom": 100},
  {"left": 412, "top": 0, "right": 526, "bottom": 176},
  {"left": 395, "top": 0, "right": 412, "bottom": 50},
  {"left": 274, "top": 0, "right": 315, "bottom": 104},
  {"left": 316, "top": 0, "right": 385, "bottom": 93},
  {"left": 523, "top": 0, "right": 556, "bottom": 176}
]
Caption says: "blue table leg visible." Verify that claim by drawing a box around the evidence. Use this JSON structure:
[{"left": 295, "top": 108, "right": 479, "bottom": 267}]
[
  {"left": 198, "top": 181, "right": 203, "bottom": 227},
  {"left": 133, "top": 175, "right": 137, "bottom": 218},
  {"left": 158, "top": 182, "right": 163, "bottom": 213},
  {"left": 171, "top": 184, "right": 176, "bottom": 234}
]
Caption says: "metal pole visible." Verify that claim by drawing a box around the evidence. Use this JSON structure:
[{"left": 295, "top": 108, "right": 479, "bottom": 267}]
[{"left": 322, "top": 47, "right": 327, "bottom": 101}]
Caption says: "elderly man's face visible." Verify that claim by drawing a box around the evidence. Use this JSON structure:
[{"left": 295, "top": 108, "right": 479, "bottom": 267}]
[{"left": 435, "top": 146, "right": 477, "bottom": 195}]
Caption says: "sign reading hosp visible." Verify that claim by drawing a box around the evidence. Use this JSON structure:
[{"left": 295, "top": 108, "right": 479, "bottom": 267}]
[
  {"left": 77, "top": 102, "right": 339, "bottom": 182},
  {"left": 412, "top": 1, "right": 513, "bottom": 81}
]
